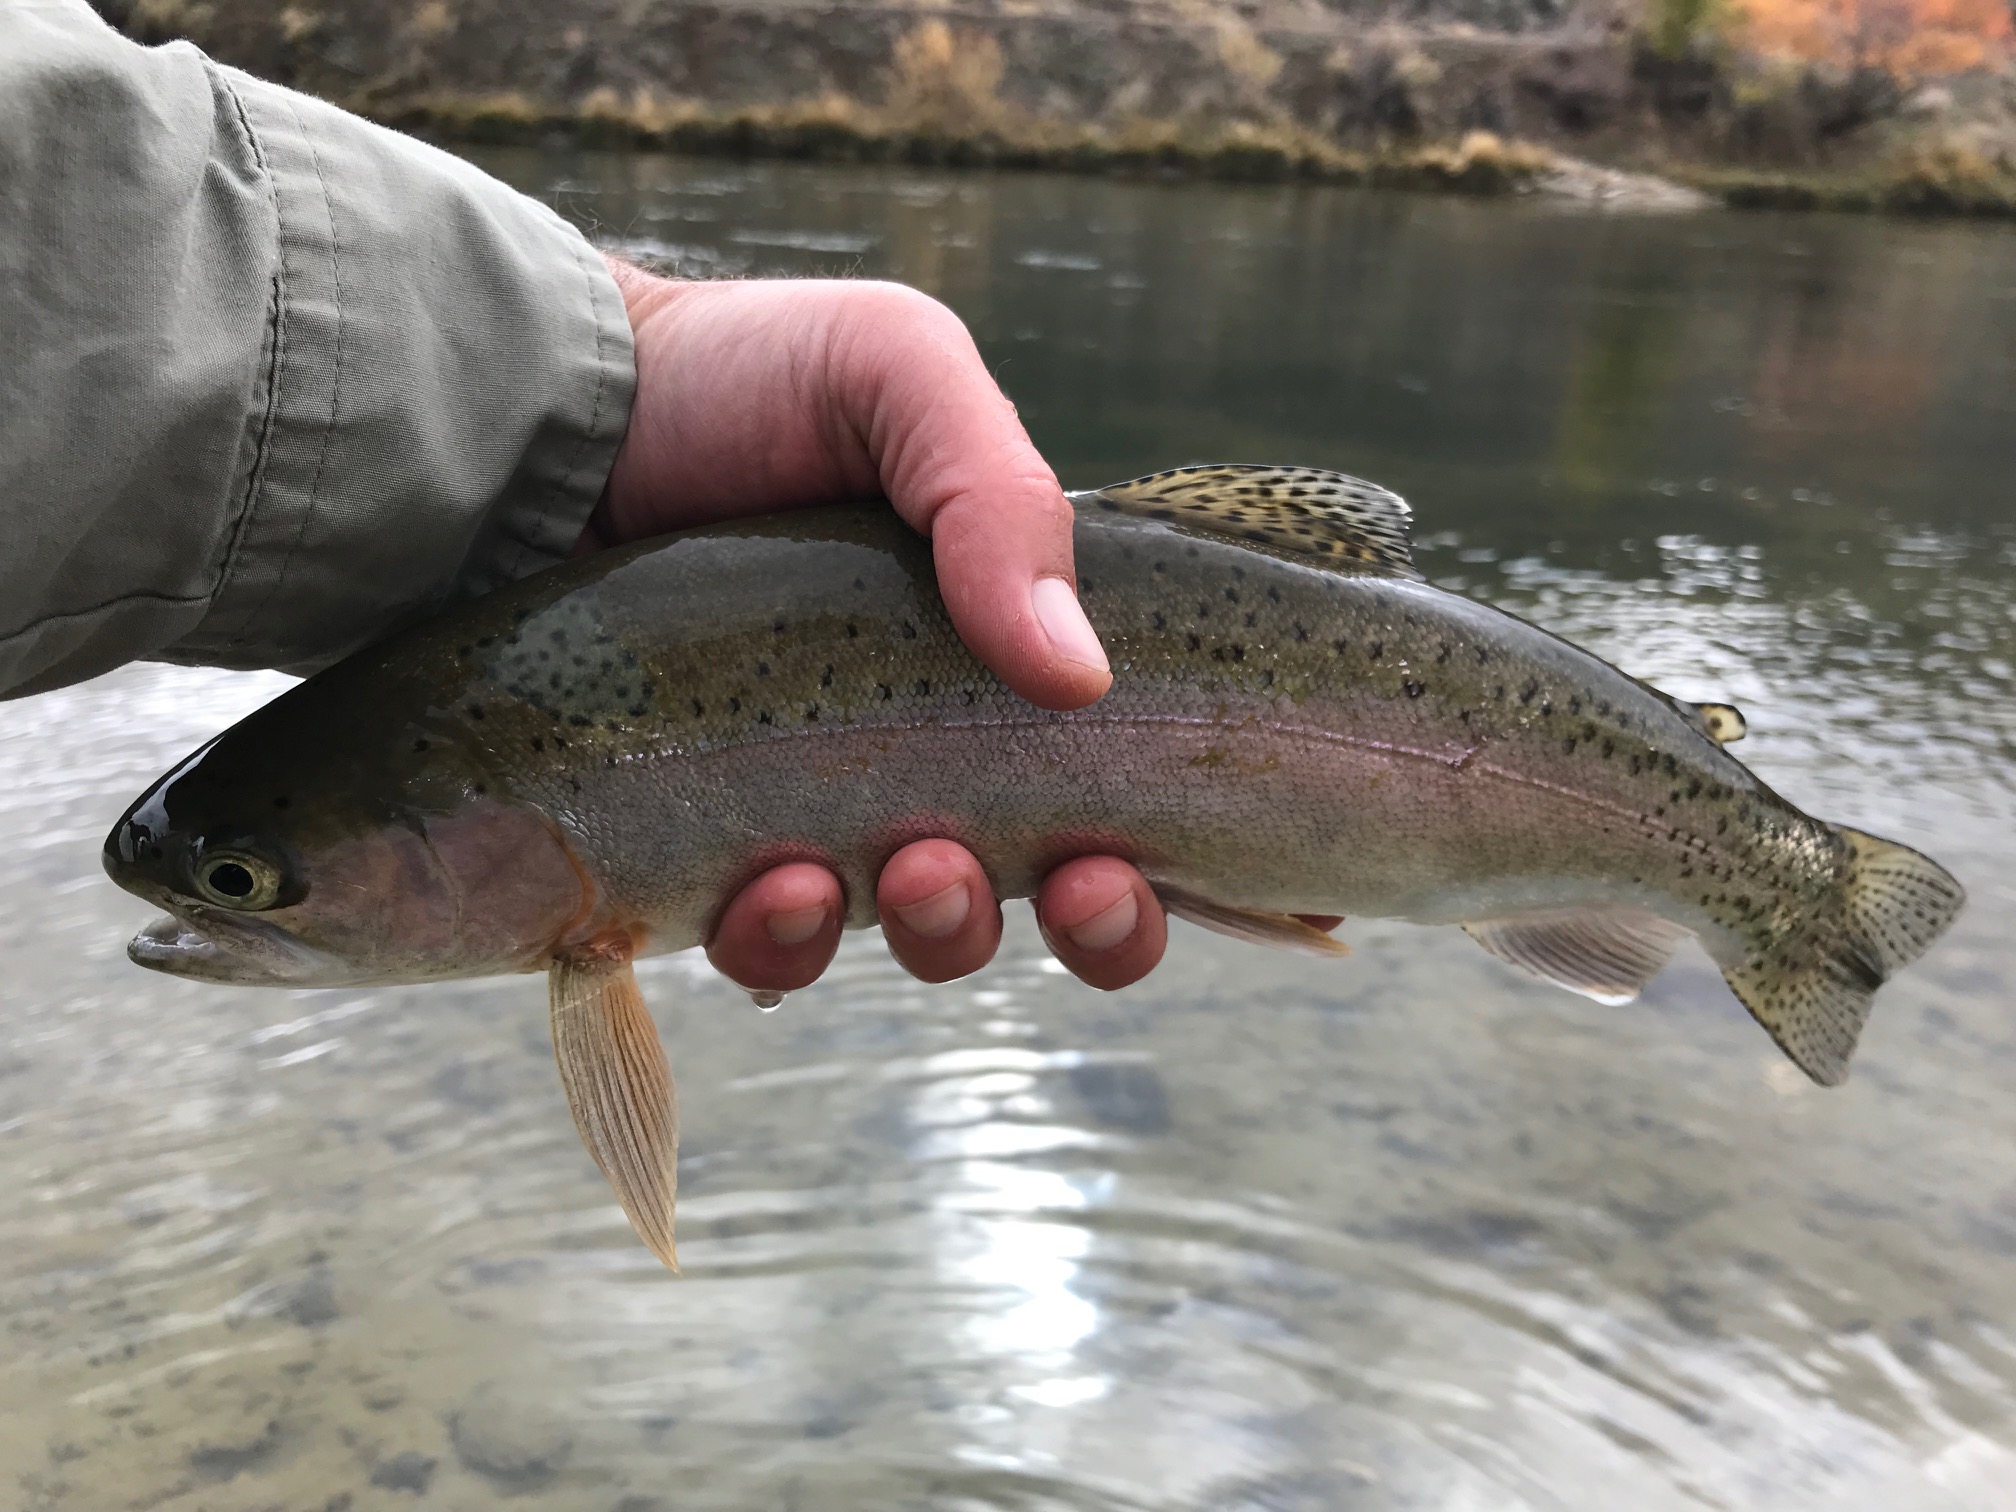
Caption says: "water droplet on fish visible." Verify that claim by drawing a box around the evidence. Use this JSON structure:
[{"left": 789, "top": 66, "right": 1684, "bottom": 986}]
[{"left": 750, "top": 990, "right": 785, "bottom": 1012}]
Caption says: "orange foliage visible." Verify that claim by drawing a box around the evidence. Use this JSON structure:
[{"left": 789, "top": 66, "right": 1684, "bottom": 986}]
[{"left": 1738, "top": 0, "right": 2014, "bottom": 75}]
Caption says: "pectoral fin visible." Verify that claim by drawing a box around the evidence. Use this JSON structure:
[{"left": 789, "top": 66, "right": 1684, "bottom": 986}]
[
  {"left": 549, "top": 949, "right": 680, "bottom": 1272},
  {"left": 1464, "top": 907, "right": 1690, "bottom": 1004},
  {"left": 1156, "top": 886, "right": 1352, "bottom": 957}
]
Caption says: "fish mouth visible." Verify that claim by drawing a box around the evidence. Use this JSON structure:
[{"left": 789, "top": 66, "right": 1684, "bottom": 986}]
[{"left": 128, "top": 908, "right": 338, "bottom": 986}]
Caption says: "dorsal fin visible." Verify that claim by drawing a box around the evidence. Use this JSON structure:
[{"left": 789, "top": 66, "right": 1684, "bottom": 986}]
[{"left": 1071, "top": 464, "right": 1419, "bottom": 579}]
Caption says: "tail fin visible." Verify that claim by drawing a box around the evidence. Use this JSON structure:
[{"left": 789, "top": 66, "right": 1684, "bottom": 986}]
[{"left": 1723, "top": 826, "right": 1965, "bottom": 1086}]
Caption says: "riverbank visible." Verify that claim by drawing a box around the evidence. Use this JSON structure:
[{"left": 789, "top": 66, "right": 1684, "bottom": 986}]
[{"left": 104, "top": 0, "right": 2016, "bottom": 218}]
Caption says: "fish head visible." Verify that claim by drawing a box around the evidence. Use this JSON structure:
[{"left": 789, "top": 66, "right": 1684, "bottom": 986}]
[{"left": 103, "top": 683, "right": 591, "bottom": 988}]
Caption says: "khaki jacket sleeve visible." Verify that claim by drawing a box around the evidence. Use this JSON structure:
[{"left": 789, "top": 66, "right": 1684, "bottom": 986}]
[{"left": 0, "top": 1, "right": 636, "bottom": 698}]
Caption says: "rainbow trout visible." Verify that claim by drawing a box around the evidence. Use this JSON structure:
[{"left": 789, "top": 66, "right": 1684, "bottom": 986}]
[{"left": 103, "top": 466, "right": 1965, "bottom": 1269}]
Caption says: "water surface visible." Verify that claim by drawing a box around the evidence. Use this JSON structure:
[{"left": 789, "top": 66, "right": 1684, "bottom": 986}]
[{"left": 3, "top": 156, "right": 2013, "bottom": 1510}]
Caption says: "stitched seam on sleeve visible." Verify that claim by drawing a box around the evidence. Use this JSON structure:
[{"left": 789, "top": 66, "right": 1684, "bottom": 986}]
[
  {"left": 500, "top": 230, "right": 616, "bottom": 582},
  {"left": 206, "top": 66, "right": 288, "bottom": 621},
  {"left": 231, "top": 92, "right": 347, "bottom": 647},
  {"left": 0, "top": 589, "right": 213, "bottom": 656}
]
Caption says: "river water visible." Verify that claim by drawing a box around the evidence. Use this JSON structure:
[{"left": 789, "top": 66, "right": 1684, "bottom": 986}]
[{"left": 3, "top": 154, "right": 2013, "bottom": 1510}]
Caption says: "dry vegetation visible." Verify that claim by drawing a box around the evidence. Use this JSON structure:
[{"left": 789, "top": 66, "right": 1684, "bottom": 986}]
[
  {"left": 378, "top": 19, "right": 1569, "bottom": 196},
  {"left": 107, "top": 0, "right": 2016, "bottom": 217}
]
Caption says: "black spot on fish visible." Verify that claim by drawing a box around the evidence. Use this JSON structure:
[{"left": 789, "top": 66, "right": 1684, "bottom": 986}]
[
  {"left": 1197, "top": 603, "right": 1211, "bottom": 619},
  {"left": 1602, "top": 737, "right": 1615, "bottom": 757},
  {"left": 1096, "top": 497, "right": 1119, "bottom": 512},
  {"left": 900, "top": 621, "right": 917, "bottom": 639},
  {"left": 1539, "top": 700, "right": 1553, "bottom": 716},
  {"left": 472, "top": 783, "right": 487, "bottom": 796},
  {"left": 1403, "top": 680, "right": 1425, "bottom": 698},
  {"left": 1519, "top": 680, "right": 1539, "bottom": 705},
  {"left": 821, "top": 666, "right": 834, "bottom": 687},
  {"left": 1630, "top": 755, "right": 1643, "bottom": 774},
  {"left": 1564, "top": 737, "right": 1577, "bottom": 753},
  {"left": 1476, "top": 647, "right": 1490, "bottom": 664},
  {"left": 1152, "top": 611, "right": 1167, "bottom": 630},
  {"left": 961, "top": 689, "right": 976, "bottom": 705},
  {"left": 914, "top": 679, "right": 930, "bottom": 695},
  {"left": 1369, "top": 642, "right": 1384, "bottom": 660},
  {"left": 1244, "top": 610, "right": 1258, "bottom": 627},
  {"left": 757, "top": 712, "right": 772, "bottom": 725},
  {"left": 1224, "top": 587, "right": 1239, "bottom": 603},
  {"left": 853, "top": 578, "right": 866, "bottom": 591},
  {"left": 1154, "top": 560, "right": 1167, "bottom": 574},
  {"left": 846, "top": 624, "right": 859, "bottom": 639},
  {"left": 876, "top": 684, "right": 892, "bottom": 701},
  {"left": 530, "top": 738, "right": 544, "bottom": 752},
  {"left": 413, "top": 738, "right": 431, "bottom": 753},
  {"left": 756, "top": 662, "right": 770, "bottom": 677},
  {"left": 1492, "top": 685, "right": 1506, "bottom": 701},
  {"left": 728, "top": 697, "right": 740, "bottom": 714},
  {"left": 773, "top": 620, "right": 787, "bottom": 634},
  {"left": 1187, "top": 633, "right": 1202, "bottom": 652},
  {"left": 603, "top": 754, "right": 617, "bottom": 768},
  {"left": 1293, "top": 622, "right": 1309, "bottom": 642},
  {"left": 1436, "top": 644, "right": 1451, "bottom": 664},
  {"left": 629, "top": 703, "right": 647, "bottom": 717},
  {"left": 805, "top": 704, "right": 819, "bottom": 720},
  {"left": 273, "top": 795, "right": 291, "bottom": 809},
  {"left": 1267, "top": 586, "right": 1281, "bottom": 603}
]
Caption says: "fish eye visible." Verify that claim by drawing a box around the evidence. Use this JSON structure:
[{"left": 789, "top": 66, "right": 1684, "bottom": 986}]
[{"left": 193, "top": 852, "right": 284, "bottom": 911}]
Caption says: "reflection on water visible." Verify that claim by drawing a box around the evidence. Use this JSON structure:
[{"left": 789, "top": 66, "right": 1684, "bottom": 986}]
[{"left": 3, "top": 156, "right": 2014, "bottom": 1510}]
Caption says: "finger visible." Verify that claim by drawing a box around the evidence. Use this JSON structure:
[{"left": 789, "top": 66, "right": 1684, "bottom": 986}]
[
  {"left": 876, "top": 840, "right": 1004, "bottom": 984},
  {"left": 1035, "top": 856, "right": 1167, "bottom": 991},
  {"left": 830, "top": 285, "right": 1112, "bottom": 712},
  {"left": 706, "top": 862, "right": 843, "bottom": 994}
]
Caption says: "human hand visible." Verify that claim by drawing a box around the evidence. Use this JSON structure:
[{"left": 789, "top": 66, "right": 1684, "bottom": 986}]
[{"left": 589, "top": 259, "right": 1168, "bottom": 995}]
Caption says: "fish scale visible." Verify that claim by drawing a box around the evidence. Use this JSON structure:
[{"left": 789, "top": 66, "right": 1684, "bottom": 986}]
[{"left": 102, "top": 464, "right": 1965, "bottom": 1271}]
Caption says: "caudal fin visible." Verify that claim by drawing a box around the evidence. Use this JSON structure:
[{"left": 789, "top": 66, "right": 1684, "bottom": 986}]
[{"left": 1723, "top": 826, "right": 1965, "bottom": 1086}]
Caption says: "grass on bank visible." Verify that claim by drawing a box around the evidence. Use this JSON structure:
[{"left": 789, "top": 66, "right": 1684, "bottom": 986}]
[{"left": 368, "top": 87, "right": 1562, "bottom": 195}]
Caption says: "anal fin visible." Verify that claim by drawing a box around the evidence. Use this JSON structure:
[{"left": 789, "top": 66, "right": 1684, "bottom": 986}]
[
  {"left": 1156, "top": 885, "right": 1352, "bottom": 958},
  {"left": 1464, "top": 907, "right": 1690, "bottom": 1005},
  {"left": 550, "top": 946, "right": 680, "bottom": 1272}
]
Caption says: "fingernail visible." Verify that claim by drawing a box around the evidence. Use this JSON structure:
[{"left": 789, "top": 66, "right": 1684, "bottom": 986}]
[
  {"left": 1032, "top": 577, "right": 1109, "bottom": 675},
  {"left": 893, "top": 882, "right": 971, "bottom": 939},
  {"left": 1063, "top": 892, "right": 1138, "bottom": 954},
  {"left": 767, "top": 905, "right": 828, "bottom": 946}
]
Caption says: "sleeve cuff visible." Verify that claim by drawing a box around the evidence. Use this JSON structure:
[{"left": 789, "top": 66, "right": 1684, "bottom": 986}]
[{"left": 167, "top": 60, "right": 635, "bottom": 675}]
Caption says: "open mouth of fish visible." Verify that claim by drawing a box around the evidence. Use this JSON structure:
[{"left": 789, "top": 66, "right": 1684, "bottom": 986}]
[{"left": 128, "top": 908, "right": 336, "bottom": 985}]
